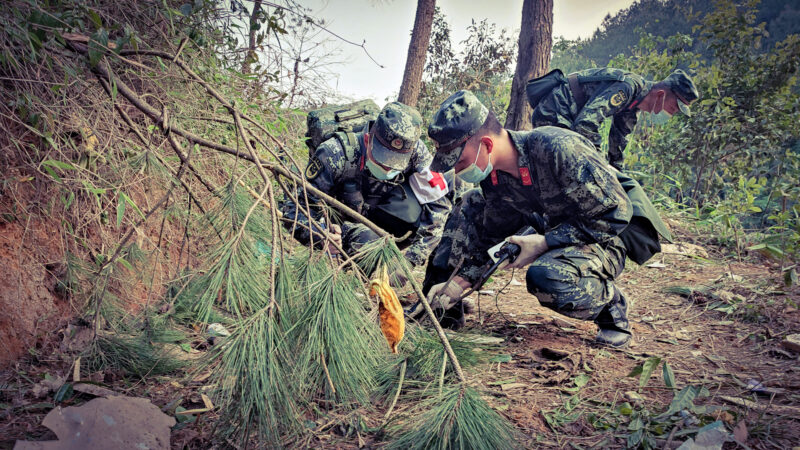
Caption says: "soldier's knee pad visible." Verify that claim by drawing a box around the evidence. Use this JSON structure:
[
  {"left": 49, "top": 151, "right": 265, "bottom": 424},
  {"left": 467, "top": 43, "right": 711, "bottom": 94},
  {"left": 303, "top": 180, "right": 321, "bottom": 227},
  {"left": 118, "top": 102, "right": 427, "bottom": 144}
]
[
  {"left": 526, "top": 263, "right": 570, "bottom": 294},
  {"left": 525, "top": 262, "right": 578, "bottom": 307}
]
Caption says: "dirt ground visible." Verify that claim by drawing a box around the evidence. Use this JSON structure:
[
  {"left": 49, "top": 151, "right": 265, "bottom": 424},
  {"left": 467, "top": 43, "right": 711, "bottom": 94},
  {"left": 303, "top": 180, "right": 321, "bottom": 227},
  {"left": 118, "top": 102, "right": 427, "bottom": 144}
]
[{"left": 1, "top": 235, "right": 798, "bottom": 449}]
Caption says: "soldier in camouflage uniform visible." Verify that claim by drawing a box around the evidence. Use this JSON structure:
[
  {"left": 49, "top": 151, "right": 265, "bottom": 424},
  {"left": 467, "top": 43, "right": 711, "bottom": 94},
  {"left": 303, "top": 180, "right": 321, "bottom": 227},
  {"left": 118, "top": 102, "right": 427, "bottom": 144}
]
[
  {"left": 423, "top": 90, "right": 637, "bottom": 347},
  {"left": 530, "top": 68, "right": 699, "bottom": 170},
  {"left": 281, "top": 102, "right": 451, "bottom": 270}
]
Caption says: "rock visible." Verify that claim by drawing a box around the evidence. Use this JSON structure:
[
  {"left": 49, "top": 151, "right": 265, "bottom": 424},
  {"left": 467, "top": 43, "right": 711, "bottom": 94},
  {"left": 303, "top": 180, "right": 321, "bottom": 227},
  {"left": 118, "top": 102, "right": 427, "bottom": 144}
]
[
  {"left": 781, "top": 334, "right": 800, "bottom": 353},
  {"left": 15, "top": 395, "right": 175, "bottom": 449},
  {"left": 207, "top": 323, "right": 231, "bottom": 337},
  {"left": 31, "top": 375, "right": 65, "bottom": 399},
  {"left": 624, "top": 390, "right": 644, "bottom": 404}
]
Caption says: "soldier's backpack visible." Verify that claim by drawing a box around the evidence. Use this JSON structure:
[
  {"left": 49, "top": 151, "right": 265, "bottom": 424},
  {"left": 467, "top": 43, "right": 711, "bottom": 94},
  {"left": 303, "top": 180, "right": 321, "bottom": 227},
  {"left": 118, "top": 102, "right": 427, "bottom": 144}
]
[
  {"left": 525, "top": 69, "right": 568, "bottom": 108},
  {"left": 305, "top": 99, "right": 380, "bottom": 156}
]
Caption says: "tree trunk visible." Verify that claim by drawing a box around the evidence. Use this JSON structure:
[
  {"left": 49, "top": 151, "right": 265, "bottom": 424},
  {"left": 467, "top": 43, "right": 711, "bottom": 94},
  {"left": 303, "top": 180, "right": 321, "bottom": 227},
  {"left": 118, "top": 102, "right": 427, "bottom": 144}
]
[
  {"left": 397, "top": 0, "right": 436, "bottom": 107},
  {"left": 242, "top": 0, "right": 263, "bottom": 74},
  {"left": 504, "top": 0, "right": 553, "bottom": 130}
]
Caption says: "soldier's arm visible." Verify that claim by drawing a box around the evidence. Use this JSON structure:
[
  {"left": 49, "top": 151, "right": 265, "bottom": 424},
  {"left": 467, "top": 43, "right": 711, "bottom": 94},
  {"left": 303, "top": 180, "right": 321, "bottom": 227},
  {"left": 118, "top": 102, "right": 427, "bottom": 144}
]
[
  {"left": 404, "top": 191, "right": 450, "bottom": 266},
  {"left": 279, "top": 141, "right": 342, "bottom": 244},
  {"left": 456, "top": 189, "right": 527, "bottom": 284},
  {"left": 607, "top": 110, "right": 638, "bottom": 169},
  {"left": 542, "top": 136, "right": 632, "bottom": 249},
  {"left": 573, "top": 82, "right": 635, "bottom": 149}
]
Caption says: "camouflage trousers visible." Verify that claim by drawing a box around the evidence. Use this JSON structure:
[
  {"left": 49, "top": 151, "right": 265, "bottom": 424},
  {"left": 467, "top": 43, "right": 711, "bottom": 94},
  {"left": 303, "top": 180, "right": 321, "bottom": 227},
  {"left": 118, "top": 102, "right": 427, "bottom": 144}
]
[
  {"left": 423, "top": 189, "right": 627, "bottom": 322},
  {"left": 530, "top": 83, "right": 624, "bottom": 171}
]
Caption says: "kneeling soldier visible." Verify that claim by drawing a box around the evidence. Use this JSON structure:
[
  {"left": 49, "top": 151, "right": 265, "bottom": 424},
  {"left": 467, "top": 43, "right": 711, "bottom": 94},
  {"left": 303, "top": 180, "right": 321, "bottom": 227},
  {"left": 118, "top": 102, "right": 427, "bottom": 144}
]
[
  {"left": 423, "top": 90, "right": 657, "bottom": 347},
  {"left": 281, "top": 102, "right": 451, "bottom": 271}
]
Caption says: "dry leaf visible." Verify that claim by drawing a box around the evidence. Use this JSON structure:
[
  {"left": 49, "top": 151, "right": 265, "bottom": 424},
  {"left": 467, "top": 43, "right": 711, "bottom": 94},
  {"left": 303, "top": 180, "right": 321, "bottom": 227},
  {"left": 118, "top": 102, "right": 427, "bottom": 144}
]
[
  {"left": 733, "top": 420, "right": 748, "bottom": 442},
  {"left": 369, "top": 265, "right": 405, "bottom": 353}
]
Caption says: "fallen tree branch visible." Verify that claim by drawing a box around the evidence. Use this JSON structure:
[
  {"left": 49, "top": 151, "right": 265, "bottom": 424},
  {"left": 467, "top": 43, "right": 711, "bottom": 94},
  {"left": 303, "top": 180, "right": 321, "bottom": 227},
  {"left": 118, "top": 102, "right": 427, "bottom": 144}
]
[{"left": 72, "top": 40, "right": 467, "bottom": 382}]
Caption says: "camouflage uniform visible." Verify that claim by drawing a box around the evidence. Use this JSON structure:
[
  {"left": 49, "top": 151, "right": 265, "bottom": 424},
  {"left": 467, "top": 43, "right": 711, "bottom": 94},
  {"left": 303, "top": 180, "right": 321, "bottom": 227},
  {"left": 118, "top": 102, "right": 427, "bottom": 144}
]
[
  {"left": 424, "top": 126, "right": 632, "bottom": 321},
  {"left": 281, "top": 103, "right": 451, "bottom": 267},
  {"left": 531, "top": 68, "right": 648, "bottom": 170}
]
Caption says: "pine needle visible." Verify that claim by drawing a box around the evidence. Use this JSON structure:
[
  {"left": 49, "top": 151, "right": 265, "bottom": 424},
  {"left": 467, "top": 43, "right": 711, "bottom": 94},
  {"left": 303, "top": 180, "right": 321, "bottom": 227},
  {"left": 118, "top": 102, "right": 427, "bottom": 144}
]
[
  {"left": 292, "top": 263, "right": 384, "bottom": 405},
  {"left": 386, "top": 384, "right": 521, "bottom": 450},
  {"left": 206, "top": 303, "right": 301, "bottom": 445}
]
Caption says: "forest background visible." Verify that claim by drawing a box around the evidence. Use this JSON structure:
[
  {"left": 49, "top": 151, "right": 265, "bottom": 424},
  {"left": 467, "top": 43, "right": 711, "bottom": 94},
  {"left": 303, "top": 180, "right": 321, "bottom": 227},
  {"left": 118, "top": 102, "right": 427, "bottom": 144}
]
[{"left": 0, "top": 0, "right": 798, "bottom": 448}]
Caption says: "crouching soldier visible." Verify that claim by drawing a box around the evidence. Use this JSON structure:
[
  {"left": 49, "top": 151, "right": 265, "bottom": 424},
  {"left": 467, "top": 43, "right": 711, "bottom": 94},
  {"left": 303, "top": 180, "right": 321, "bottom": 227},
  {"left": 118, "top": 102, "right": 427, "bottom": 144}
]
[
  {"left": 422, "top": 91, "right": 669, "bottom": 348},
  {"left": 528, "top": 68, "right": 698, "bottom": 170},
  {"left": 281, "top": 102, "right": 451, "bottom": 271}
]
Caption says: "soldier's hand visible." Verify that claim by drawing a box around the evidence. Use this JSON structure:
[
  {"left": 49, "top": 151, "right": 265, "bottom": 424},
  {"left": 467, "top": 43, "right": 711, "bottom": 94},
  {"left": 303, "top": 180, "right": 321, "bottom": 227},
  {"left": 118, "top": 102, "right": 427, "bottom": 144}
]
[
  {"left": 504, "top": 234, "right": 549, "bottom": 269},
  {"left": 326, "top": 224, "right": 342, "bottom": 255},
  {"left": 427, "top": 277, "right": 469, "bottom": 310}
]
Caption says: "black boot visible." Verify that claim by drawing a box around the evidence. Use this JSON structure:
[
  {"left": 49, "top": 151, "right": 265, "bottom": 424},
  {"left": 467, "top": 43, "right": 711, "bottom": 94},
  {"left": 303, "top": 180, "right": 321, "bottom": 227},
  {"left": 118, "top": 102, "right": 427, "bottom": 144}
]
[{"left": 594, "top": 288, "right": 632, "bottom": 347}]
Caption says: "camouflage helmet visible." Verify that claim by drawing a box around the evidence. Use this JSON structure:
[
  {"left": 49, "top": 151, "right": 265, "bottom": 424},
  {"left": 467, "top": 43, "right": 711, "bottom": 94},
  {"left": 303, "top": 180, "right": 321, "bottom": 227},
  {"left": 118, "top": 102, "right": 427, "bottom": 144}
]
[
  {"left": 369, "top": 102, "right": 423, "bottom": 170},
  {"left": 428, "top": 90, "right": 489, "bottom": 172},
  {"left": 662, "top": 69, "right": 699, "bottom": 116}
]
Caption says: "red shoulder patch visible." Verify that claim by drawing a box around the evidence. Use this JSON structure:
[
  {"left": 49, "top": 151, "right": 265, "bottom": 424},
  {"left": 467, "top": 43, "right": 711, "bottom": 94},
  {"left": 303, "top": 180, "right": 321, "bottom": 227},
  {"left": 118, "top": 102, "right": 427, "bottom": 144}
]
[{"left": 519, "top": 167, "right": 532, "bottom": 186}]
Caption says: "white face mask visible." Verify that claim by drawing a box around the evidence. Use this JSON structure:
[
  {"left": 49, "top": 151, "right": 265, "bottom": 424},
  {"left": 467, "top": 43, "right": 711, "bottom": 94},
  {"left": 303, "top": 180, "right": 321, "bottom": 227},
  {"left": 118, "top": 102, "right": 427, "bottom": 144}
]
[
  {"left": 649, "top": 94, "right": 672, "bottom": 125},
  {"left": 456, "top": 141, "right": 493, "bottom": 184},
  {"left": 366, "top": 158, "right": 400, "bottom": 180}
]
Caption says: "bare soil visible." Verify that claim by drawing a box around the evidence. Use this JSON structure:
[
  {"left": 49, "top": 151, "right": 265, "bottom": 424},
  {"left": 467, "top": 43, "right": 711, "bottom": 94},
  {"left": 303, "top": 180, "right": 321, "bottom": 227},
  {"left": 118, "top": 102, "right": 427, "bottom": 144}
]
[{"left": 1, "top": 234, "right": 798, "bottom": 449}]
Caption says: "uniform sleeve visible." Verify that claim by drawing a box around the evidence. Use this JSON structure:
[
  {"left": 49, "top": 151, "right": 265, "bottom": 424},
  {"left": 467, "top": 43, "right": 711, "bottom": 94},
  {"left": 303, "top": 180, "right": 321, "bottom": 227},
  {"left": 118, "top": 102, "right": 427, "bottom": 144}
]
[
  {"left": 573, "top": 82, "right": 635, "bottom": 149},
  {"left": 404, "top": 141, "right": 449, "bottom": 266},
  {"left": 542, "top": 137, "right": 632, "bottom": 249},
  {"left": 457, "top": 188, "right": 527, "bottom": 284},
  {"left": 607, "top": 109, "right": 638, "bottom": 170},
  {"left": 279, "top": 141, "right": 342, "bottom": 244},
  {"left": 404, "top": 192, "right": 450, "bottom": 266}
]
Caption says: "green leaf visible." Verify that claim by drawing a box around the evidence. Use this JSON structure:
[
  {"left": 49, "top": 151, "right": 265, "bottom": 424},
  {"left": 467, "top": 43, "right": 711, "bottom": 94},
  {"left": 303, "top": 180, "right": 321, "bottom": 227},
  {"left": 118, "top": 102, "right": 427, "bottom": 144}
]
[
  {"left": 627, "top": 365, "right": 643, "bottom": 378},
  {"left": 42, "top": 159, "right": 75, "bottom": 170},
  {"left": 657, "top": 385, "right": 708, "bottom": 419},
  {"left": 119, "top": 192, "right": 145, "bottom": 220},
  {"left": 42, "top": 165, "right": 61, "bottom": 182},
  {"left": 574, "top": 373, "right": 591, "bottom": 388},
  {"left": 54, "top": 382, "right": 73, "bottom": 403},
  {"left": 88, "top": 29, "right": 109, "bottom": 67},
  {"left": 639, "top": 357, "right": 662, "bottom": 388},
  {"left": 117, "top": 258, "right": 133, "bottom": 271},
  {"left": 87, "top": 9, "right": 102, "bottom": 29},
  {"left": 662, "top": 361, "right": 676, "bottom": 389},
  {"left": 490, "top": 354, "right": 512, "bottom": 363},
  {"left": 785, "top": 268, "right": 797, "bottom": 287},
  {"left": 116, "top": 193, "right": 126, "bottom": 228}
]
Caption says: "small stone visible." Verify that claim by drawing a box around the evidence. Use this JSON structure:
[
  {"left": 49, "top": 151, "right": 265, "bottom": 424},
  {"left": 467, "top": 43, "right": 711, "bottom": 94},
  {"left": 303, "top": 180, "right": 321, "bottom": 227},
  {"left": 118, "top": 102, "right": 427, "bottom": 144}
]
[
  {"left": 624, "top": 391, "right": 644, "bottom": 404},
  {"left": 781, "top": 334, "right": 800, "bottom": 353}
]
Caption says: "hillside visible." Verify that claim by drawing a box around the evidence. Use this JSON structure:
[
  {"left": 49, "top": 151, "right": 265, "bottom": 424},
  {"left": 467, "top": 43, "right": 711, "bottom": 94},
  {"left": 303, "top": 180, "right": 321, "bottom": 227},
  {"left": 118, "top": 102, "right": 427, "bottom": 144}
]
[{"left": 574, "top": 0, "right": 800, "bottom": 65}]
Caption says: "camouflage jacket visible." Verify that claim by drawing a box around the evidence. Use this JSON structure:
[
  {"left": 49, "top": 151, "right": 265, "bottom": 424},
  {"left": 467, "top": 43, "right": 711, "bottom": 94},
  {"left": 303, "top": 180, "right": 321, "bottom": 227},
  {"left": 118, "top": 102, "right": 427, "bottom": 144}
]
[
  {"left": 570, "top": 68, "right": 649, "bottom": 165},
  {"left": 458, "top": 126, "right": 633, "bottom": 282},
  {"left": 280, "top": 132, "right": 451, "bottom": 266}
]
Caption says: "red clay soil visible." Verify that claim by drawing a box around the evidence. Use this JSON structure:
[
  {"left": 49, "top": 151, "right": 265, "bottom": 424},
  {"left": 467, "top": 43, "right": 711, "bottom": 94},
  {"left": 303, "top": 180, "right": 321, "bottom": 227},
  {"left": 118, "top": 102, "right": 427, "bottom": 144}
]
[{"left": 0, "top": 175, "right": 71, "bottom": 369}]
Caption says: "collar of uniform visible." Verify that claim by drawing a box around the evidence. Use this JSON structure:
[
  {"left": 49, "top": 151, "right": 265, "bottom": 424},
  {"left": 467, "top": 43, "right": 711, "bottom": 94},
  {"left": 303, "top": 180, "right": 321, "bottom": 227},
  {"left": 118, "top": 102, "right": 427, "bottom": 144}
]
[
  {"left": 506, "top": 130, "right": 534, "bottom": 186},
  {"left": 630, "top": 80, "right": 654, "bottom": 110}
]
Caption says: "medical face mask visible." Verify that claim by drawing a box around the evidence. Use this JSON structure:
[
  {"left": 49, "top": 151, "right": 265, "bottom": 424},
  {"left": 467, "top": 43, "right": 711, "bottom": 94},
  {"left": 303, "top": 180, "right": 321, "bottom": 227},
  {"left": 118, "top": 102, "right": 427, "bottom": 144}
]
[
  {"left": 649, "top": 94, "right": 673, "bottom": 125},
  {"left": 366, "top": 158, "right": 400, "bottom": 180},
  {"left": 456, "top": 141, "right": 493, "bottom": 184}
]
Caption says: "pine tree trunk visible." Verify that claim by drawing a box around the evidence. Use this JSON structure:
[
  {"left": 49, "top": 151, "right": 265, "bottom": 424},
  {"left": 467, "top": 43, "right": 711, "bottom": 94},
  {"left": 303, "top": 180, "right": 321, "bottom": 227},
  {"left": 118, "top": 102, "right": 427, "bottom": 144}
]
[
  {"left": 397, "top": 0, "right": 436, "bottom": 107},
  {"left": 242, "top": 0, "right": 263, "bottom": 74},
  {"left": 504, "top": 0, "right": 553, "bottom": 130}
]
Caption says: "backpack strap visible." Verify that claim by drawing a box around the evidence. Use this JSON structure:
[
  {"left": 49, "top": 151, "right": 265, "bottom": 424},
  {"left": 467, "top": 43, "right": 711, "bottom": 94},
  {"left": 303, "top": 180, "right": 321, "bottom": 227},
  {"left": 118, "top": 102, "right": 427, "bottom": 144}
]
[
  {"left": 568, "top": 72, "right": 628, "bottom": 109},
  {"left": 333, "top": 131, "right": 360, "bottom": 164},
  {"left": 567, "top": 74, "right": 588, "bottom": 109}
]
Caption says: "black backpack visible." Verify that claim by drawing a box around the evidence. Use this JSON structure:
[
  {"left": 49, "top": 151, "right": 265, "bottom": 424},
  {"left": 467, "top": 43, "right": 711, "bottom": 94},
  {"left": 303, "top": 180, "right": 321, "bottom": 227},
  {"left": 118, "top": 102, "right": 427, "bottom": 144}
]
[{"left": 305, "top": 99, "right": 380, "bottom": 155}]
